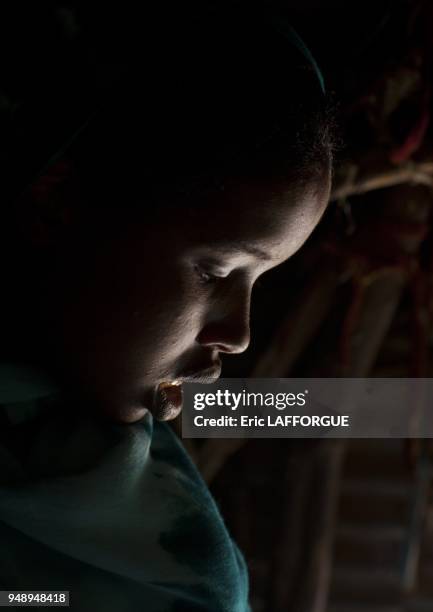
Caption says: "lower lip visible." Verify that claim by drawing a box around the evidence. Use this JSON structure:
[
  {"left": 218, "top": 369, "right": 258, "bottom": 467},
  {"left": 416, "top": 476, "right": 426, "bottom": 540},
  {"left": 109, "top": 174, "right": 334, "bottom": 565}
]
[{"left": 152, "top": 383, "right": 183, "bottom": 421}]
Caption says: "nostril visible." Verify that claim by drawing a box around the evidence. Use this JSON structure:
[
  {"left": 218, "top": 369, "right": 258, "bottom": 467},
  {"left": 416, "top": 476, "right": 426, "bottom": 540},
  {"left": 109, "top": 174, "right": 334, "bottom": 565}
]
[
  {"left": 214, "top": 344, "right": 231, "bottom": 352},
  {"left": 197, "top": 327, "right": 250, "bottom": 354},
  {"left": 197, "top": 293, "right": 252, "bottom": 353}
]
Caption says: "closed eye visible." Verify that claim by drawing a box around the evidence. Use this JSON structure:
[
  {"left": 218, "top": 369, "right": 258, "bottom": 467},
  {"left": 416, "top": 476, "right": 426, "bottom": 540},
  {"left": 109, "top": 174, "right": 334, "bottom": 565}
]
[
  {"left": 194, "top": 264, "right": 225, "bottom": 286},
  {"left": 194, "top": 262, "right": 268, "bottom": 290}
]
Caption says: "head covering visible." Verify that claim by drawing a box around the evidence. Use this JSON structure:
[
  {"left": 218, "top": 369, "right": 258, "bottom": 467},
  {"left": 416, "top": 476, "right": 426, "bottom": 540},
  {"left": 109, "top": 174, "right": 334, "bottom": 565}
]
[
  {"left": 0, "top": 6, "right": 325, "bottom": 207},
  {"left": 265, "top": 16, "right": 325, "bottom": 95}
]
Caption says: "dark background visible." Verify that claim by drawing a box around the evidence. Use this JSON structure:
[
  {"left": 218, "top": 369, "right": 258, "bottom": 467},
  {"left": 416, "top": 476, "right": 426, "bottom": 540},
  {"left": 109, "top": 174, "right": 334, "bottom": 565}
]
[{"left": 2, "top": 2, "right": 433, "bottom": 610}]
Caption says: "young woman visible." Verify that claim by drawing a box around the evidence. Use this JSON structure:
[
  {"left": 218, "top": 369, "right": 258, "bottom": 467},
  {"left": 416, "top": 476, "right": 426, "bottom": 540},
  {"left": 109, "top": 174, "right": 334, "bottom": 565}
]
[{"left": 0, "top": 5, "right": 336, "bottom": 611}]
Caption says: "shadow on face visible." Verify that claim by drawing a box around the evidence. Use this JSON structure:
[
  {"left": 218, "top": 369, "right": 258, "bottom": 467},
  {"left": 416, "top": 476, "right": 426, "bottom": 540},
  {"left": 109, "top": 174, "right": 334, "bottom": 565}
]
[{"left": 2, "top": 164, "right": 331, "bottom": 424}]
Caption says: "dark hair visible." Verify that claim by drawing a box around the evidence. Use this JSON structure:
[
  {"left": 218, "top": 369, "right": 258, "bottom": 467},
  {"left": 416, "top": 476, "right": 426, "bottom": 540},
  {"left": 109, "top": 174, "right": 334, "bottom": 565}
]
[
  {"left": 5, "top": 4, "right": 337, "bottom": 235},
  {"left": 51, "top": 5, "right": 338, "bottom": 220}
]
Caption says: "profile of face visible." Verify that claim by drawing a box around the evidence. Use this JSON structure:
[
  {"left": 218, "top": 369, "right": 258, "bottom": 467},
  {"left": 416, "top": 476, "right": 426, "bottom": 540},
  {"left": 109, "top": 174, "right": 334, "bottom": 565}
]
[{"left": 29, "top": 168, "right": 331, "bottom": 424}]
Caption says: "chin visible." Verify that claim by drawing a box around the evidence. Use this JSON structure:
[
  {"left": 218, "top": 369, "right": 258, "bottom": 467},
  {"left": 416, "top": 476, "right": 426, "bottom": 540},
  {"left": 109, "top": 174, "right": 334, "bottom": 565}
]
[
  {"left": 125, "top": 410, "right": 150, "bottom": 424},
  {"left": 93, "top": 382, "right": 157, "bottom": 424},
  {"left": 92, "top": 399, "right": 150, "bottom": 424},
  {"left": 112, "top": 406, "right": 150, "bottom": 424}
]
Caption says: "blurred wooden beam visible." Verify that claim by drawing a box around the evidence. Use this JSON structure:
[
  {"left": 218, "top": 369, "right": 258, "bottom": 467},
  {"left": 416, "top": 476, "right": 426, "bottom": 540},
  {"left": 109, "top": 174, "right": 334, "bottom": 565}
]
[{"left": 331, "top": 160, "right": 433, "bottom": 201}]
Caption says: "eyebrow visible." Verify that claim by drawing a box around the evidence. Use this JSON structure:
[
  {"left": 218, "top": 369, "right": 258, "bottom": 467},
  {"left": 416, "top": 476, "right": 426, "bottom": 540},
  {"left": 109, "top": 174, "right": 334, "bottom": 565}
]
[
  {"left": 217, "top": 241, "right": 273, "bottom": 262},
  {"left": 240, "top": 242, "right": 273, "bottom": 261}
]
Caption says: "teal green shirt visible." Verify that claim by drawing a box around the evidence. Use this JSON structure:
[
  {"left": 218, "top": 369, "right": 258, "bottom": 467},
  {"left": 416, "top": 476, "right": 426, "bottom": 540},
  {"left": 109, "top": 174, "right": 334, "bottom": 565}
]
[{"left": 0, "top": 364, "right": 251, "bottom": 611}]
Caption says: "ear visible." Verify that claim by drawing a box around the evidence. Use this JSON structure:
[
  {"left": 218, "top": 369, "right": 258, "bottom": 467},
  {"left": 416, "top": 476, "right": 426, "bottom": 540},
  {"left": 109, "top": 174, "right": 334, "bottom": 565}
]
[{"left": 19, "top": 158, "right": 79, "bottom": 247}]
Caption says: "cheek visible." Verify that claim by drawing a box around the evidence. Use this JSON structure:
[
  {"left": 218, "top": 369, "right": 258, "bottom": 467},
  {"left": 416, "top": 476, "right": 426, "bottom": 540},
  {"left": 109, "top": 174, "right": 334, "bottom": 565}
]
[
  {"left": 65, "top": 252, "right": 205, "bottom": 363},
  {"left": 130, "top": 265, "right": 207, "bottom": 357},
  {"left": 52, "top": 225, "right": 214, "bottom": 389}
]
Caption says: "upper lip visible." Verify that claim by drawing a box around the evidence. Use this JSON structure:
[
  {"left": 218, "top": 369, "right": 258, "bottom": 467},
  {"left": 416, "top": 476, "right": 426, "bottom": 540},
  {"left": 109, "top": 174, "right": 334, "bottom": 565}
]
[{"left": 177, "top": 361, "right": 222, "bottom": 384}]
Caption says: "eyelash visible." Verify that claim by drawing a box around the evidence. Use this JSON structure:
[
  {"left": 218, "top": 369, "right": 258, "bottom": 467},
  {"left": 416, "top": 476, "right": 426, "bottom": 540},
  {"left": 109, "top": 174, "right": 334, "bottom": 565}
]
[
  {"left": 194, "top": 265, "right": 265, "bottom": 291},
  {"left": 194, "top": 265, "right": 222, "bottom": 286}
]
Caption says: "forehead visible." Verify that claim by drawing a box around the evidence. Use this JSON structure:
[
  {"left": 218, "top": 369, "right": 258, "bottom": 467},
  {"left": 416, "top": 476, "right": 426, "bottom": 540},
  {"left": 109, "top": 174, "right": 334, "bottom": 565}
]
[{"left": 174, "top": 173, "right": 330, "bottom": 262}]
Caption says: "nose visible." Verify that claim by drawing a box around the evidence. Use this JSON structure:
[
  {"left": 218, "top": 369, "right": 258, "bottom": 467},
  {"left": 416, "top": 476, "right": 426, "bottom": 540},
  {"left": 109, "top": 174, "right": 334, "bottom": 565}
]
[{"left": 196, "top": 285, "right": 251, "bottom": 355}]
